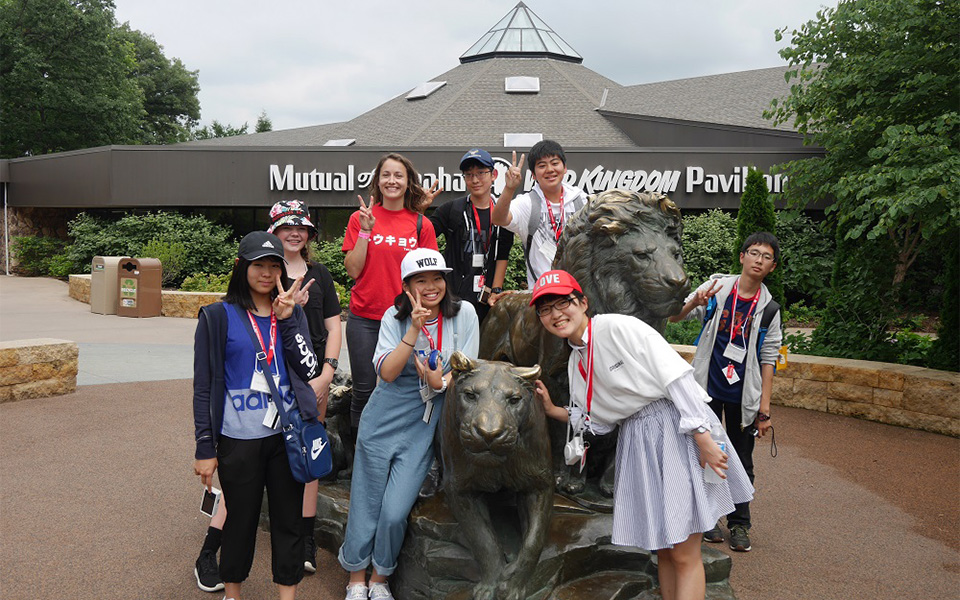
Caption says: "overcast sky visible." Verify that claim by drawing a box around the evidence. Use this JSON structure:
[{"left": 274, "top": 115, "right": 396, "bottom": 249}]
[{"left": 112, "top": 0, "right": 831, "bottom": 132}]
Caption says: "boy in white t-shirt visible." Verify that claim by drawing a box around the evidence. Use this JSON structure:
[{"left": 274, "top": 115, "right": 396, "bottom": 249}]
[{"left": 491, "top": 140, "right": 587, "bottom": 288}]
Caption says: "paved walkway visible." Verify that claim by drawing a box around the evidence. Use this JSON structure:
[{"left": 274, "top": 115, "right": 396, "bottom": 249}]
[{"left": 1, "top": 275, "right": 957, "bottom": 600}]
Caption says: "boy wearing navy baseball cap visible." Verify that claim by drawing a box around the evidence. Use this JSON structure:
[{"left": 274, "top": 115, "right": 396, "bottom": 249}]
[{"left": 427, "top": 148, "right": 514, "bottom": 322}]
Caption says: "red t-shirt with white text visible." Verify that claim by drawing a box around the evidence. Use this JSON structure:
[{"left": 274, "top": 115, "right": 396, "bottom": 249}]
[{"left": 342, "top": 205, "right": 438, "bottom": 320}]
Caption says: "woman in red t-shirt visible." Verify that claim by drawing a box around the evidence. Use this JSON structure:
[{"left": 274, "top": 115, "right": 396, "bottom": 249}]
[{"left": 342, "top": 153, "right": 440, "bottom": 433}]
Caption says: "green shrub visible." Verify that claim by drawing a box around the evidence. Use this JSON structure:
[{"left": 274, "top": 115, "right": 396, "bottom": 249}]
[
  {"left": 180, "top": 273, "right": 230, "bottom": 292},
  {"left": 47, "top": 253, "right": 75, "bottom": 279},
  {"left": 61, "top": 212, "right": 236, "bottom": 287},
  {"left": 11, "top": 236, "right": 66, "bottom": 276},
  {"left": 775, "top": 211, "right": 835, "bottom": 307},
  {"left": 140, "top": 238, "right": 187, "bottom": 287},
  {"left": 782, "top": 300, "right": 822, "bottom": 327},
  {"left": 680, "top": 209, "right": 736, "bottom": 287},
  {"left": 503, "top": 237, "right": 527, "bottom": 291},
  {"left": 333, "top": 280, "right": 350, "bottom": 312},
  {"left": 311, "top": 237, "right": 349, "bottom": 287},
  {"left": 662, "top": 318, "right": 703, "bottom": 346}
]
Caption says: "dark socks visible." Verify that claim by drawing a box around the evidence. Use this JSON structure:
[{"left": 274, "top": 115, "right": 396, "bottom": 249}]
[
  {"left": 201, "top": 526, "right": 222, "bottom": 554},
  {"left": 302, "top": 515, "right": 316, "bottom": 538}
]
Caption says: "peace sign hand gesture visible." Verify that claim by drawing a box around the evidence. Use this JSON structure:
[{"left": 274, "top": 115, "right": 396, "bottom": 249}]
[
  {"left": 694, "top": 280, "right": 721, "bottom": 307},
  {"left": 421, "top": 180, "right": 444, "bottom": 210},
  {"left": 357, "top": 195, "right": 376, "bottom": 232},
  {"left": 406, "top": 290, "right": 430, "bottom": 331},
  {"left": 273, "top": 274, "right": 303, "bottom": 320},
  {"left": 504, "top": 151, "right": 526, "bottom": 192},
  {"left": 293, "top": 278, "right": 315, "bottom": 307}
]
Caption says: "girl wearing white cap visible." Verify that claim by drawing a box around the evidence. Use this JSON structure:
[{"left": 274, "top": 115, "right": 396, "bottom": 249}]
[
  {"left": 338, "top": 248, "right": 479, "bottom": 600},
  {"left": 530, "top": 269, "right": 753, "bottom": 600}
]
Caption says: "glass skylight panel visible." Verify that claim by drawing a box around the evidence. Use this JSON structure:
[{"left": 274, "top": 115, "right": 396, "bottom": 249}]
[
  {"left": 529, "top": 12, "right": 551, "bottom": 30},
  {"left": 479, "top": 29, "right": 505, "bottom": 54},
  {"left": 491, "top": 11, "right": 513, "bottom": 31},
  {"left": 504, "top": 133, "right": 543, "bottom": 147},
  {"left": 549, "top": 33, "right": 581, "bottom": 58},
  {"left": 406, "top": 81, "right": 446, "bottom": 100},
  {"left": 512, "top": 9, "right": 534, "bottom": 28},
  {"left": 505, "top": 76, "right": 540, "bottom": 93},
  {"left": 323, "top": 139, "right": 356, "bottom": 146},
  {"left": 464, "top": 32, "right": 495, "bottom": 57},
  {"left": 538, "top": 32, "right": 563, "bottom": 54},
  {"left": 501, "top": 28, "right": 522, "bottom": 51}
]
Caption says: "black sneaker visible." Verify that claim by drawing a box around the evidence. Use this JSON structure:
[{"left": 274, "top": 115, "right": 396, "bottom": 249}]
[
  {"left": 304, "top": 534, "right": 318, "bottom": 573},
  {"left": 729, "top": 524, "right": 752, "bottom": 552},
  {"left": 702, "top": 523, "right": 724, "bottom": 543},
  {"left": 194, "top": 548, "right": 224, "bottom": 592}
]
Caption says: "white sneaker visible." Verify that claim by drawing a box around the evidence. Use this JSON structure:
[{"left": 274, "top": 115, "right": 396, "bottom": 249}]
[
  {"left": 368, "top": 581, "right": 395, "bottom": 600},
  {"left": 345, "top": 583, "right": 368, "bottom": 600}
]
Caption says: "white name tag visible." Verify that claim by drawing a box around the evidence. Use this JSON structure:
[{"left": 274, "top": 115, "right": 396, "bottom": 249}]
[
  {"left": 723, "top": 341, "right": 747, "bottom": 364},
  {"left": 251, "top": 370, "right": 271, "bottom": 393},
  {"left": 538, "top": 241, "right": 557, "bottom": 263},
  {"left": 723, "top": 363, "right": 741, "bottom": 385},
  {"left": 472, "top": 253, "right": 485, "bottom": 268},
  {"left": 262, "top": 401, "right": 279, "bottom": 429},
  {"left": 473, "top": 274, "right": 484, "bottom": 292}
]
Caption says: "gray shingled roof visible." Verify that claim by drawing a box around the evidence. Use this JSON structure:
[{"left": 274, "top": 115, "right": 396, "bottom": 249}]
[{"left": 602, "top": 66, "right": 797, "bottom": 132}]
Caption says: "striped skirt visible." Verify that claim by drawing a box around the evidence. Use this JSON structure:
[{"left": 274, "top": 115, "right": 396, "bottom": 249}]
[{"left": 611, "top": 399, "right": 754, "bottom": 551}]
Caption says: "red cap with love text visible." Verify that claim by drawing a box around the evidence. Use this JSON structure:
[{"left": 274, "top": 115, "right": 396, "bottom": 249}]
[{"left": 529, "top": 270, "right": 582, "bottom": 305}]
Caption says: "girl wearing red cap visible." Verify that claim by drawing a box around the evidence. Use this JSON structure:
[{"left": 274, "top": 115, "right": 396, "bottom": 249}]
[{"left": 531, "top": 270, "right": 753, "bottom": 600}]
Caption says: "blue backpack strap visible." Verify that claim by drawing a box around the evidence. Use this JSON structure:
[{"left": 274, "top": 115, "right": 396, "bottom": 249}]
[{"left": 693, "top": 295, "right": 717, "bottom": 346}]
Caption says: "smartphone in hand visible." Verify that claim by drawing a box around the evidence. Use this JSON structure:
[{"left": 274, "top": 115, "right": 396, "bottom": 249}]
[{"left": 200, "top": 487, "right": 222, "bottom": 517}]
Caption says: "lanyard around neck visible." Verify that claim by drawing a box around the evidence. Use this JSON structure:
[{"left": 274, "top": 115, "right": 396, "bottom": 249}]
[
  {"left": 247, "top": 310, "right": 277, "bottom": 365},
  {"left": 420, "top": 314, "right": 443, "bottom": 351},
  {"left": 575, "top": 318, "right": 594, "bottom": 415},
  {"left": 469, "top": 199, "right": 495, "bottom": 255},
  {"left": 730, "top": 277, "right": 760, "bottom": 340},
  {"left": 544, "top": 189, "right": 565, "bottom": 242}
]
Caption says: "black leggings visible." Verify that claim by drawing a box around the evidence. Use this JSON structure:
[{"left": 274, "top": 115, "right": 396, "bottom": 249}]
[
  {"left": 217, "top": 435, "right": 305, "bottom": 585},
  {"left": 346, "top": 313, "right": 382, "bottom": 428},
  {"left": 709, "top": 400, "right": 755, "bottom": 528}
]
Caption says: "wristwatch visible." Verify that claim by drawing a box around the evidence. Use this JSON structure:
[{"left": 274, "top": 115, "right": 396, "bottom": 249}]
[
  {"left": 491, "top": 287, "right": 503, "bottom": 294},
  {"left": 757, "top": 412, "right": 771, "bottom": 422},
  {"left": 695, "top": 425, "right": 710, "bottom": 434},
  {"left": 323, "top": 358, "right": 339, "bottom": 370}
]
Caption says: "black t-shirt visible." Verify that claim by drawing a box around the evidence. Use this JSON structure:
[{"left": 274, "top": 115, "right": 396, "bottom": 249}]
[
  {"left": 285, "top": 262, "right": 341, "bottom": 359},
  {"left": 429, "top": 196, "right": 514, "bottom": 313}
]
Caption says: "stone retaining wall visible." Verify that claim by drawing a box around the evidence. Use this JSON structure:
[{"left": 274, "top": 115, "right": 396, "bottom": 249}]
[
  {"left": 674, "top": 345, "right": 959, "bottom": 437},
  {"left": 0, "top": 339, "right": 78, "bottom": 402},
  {"left": 68, "top": 274, "right": 222, "bottom": 318}
]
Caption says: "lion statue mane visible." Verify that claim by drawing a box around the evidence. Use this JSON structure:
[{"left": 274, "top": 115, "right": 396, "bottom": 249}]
[{"left": 479, "top": 189, "right": 690, "bottom": 495}]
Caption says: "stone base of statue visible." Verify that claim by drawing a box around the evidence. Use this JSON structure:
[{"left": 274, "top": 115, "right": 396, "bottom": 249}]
[{"left": 302, "top": 481, "right": 737, "bottom": 600}]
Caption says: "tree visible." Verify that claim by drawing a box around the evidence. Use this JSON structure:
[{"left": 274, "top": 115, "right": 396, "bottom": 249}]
[
  {"left": 0, "top": 0, "right": 143, "bottom": 157},
  {"left": 117, "top": 25, "right": 200, "bottom": 145},
  {"left": 255, "top": 110, "right": 272, "bottom": 133},
  {"left": 731, "top": 168, "right": 784, "bottom": 307},
  {"left": 193, "top": 120, "right": 249, "bottom": 140},
  {"left": 766, "top": 0, "right": 959, "bottom": 289}
]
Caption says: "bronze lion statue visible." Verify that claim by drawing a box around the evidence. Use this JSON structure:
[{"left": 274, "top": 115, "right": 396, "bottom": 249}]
[
  {"left": 480, "top": 189, "right": 689, "bottom": 495},
  {"left": 441, "top": 352, "right": 552, "bottom": 600}
]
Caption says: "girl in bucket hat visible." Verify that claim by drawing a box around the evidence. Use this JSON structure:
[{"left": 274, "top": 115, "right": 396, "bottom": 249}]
[
  {"left": 338, "top": 248, "right": 478, "bottom": 600},
  {"left": 530, "top": 269, "right": 753, "bottom": 600}
]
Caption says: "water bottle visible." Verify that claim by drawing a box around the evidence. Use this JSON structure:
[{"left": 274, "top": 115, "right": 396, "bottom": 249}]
[
  {"left": 414, "top": 330, "right": 431, "bottom": 365},
  {"left": 703, "top": 428, "right": 726, "bottom": 484}
]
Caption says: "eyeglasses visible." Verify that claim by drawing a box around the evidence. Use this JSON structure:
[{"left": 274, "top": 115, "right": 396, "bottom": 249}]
[
  {"left": 463, "top": 170, "right": 493, "bottom": 181},
  {"left": 535, "top": 296, "right": 575, "bottom": 317},
  {"left": 745, "top": 249, "right": 775, "bottom": 262}
]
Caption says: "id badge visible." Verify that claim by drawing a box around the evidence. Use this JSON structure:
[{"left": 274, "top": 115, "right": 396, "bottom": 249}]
[
  {"left": 422, "top": 399, "right": 434, "bottom": 423},
  {"left": 473, "top": 274, "right": 484, "bottom": 292},
  {"left": 251, "top": 370, "right": 271, "bottom": 393},
  {"left": 722, "top": 341, "right": 747, "bottom": 364},
  {"left": 472, "top": 253, "right": 484, "bottom": 268},
  {"left": 723, "top": 363, "right": 741, "bottom": 385},
  {"left": 419, "top": 377, "right": 435, "bottom": 402},
  {"left": 538, "top": 241, "right": 557, "bottom": 263},
  {"left": 262, "top": 401, "right": 279, "bottom": 429},
  {"left": 478, "top": 286, "right": 492, "bottom": 304}
]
